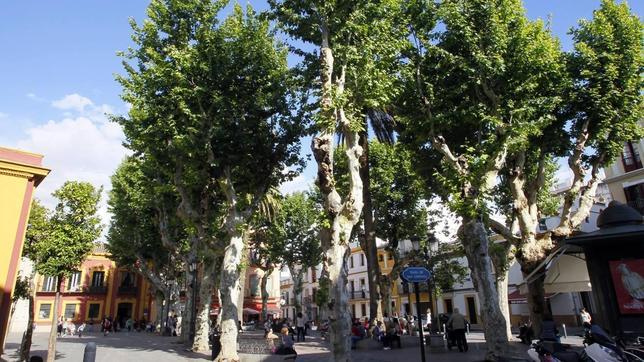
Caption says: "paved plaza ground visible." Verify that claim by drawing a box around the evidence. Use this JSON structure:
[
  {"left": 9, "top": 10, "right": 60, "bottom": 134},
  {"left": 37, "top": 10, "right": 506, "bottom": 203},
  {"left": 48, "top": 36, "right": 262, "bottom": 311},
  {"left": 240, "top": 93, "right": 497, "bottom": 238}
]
[{"left": 2, "top": 329, "right": 585, "bottom": 362}]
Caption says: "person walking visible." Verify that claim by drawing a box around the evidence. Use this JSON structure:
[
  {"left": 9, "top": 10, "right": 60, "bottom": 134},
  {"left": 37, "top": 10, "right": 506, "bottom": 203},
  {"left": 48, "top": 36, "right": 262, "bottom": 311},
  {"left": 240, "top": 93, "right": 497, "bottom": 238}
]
[
  {"left": 447, "top": 308, "right": 468, "bottom": 352},
  {"left": 295, "top": 312, "right": 306, "bottom": 342},
  {"left": 580, "top": 308, "right": 592, "bottom": 329}
]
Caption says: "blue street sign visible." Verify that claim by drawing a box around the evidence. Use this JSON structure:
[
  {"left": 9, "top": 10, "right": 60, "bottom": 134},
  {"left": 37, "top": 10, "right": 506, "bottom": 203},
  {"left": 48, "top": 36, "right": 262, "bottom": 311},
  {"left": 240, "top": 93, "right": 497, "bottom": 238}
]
[{"left": 401, "top": 267, "right": 431, "bottom": 283}]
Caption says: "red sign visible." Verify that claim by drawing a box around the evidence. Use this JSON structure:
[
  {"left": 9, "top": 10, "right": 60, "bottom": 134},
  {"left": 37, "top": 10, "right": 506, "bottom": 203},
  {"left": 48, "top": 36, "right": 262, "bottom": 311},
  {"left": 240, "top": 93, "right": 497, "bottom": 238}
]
[{"left": 609, "top": 259, "right": 644, "bottom": 314}]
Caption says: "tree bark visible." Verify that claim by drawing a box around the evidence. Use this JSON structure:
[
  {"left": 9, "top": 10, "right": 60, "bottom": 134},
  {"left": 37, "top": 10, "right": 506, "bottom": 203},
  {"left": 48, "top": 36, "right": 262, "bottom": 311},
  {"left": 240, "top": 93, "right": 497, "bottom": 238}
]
[
  {"left": 260, "top": 269, "right": 271, "bottom": 322},
  {"left": 181, "top": 267, "right": 195, "bottom": 344},
  {"left": 327, "top": 241, "right": 352, "bottom": 362},
  {"left": 459, "top": 220, "right": 509, "bottom": 361},
  {"left": 290, "top": 266, "right": 305, "bottom": 315},
  {"left": 46, "top": 276, "right": 62, "bottom": 362},
  {"left": 215, "top": 229, "right": 244, "bottom": 362},
  {"left": 379, "top": 275, "right": 393, "bottom": 317},
  {"left": 154, "top": 291, "right": 164, "bottom": 332},
  {"left": 519, "top": 261, "right": 548, "bottom": 337},
  {"left": 193, "top": 259, "right": 219, "bottom": 352},
  {"left": 496, "top": 267, "right": 512, "bottom": 340},
  {"left": 358, "top": 130, "right": 383, "bottom": 322}
]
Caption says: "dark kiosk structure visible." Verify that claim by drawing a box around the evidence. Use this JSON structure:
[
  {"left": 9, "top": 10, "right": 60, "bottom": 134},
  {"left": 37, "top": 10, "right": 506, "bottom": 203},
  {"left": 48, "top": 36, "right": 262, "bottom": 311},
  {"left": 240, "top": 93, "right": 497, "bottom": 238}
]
[{"left": 567, "top": 201, "right": 644, "bottom": 342}]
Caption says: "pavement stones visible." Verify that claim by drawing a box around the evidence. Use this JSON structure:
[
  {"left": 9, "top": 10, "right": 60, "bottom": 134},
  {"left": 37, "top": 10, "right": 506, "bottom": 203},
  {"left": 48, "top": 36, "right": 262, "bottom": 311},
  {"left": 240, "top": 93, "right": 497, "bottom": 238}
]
[{"left": 1, "top": 330, "right": 585, "bottom": 361}]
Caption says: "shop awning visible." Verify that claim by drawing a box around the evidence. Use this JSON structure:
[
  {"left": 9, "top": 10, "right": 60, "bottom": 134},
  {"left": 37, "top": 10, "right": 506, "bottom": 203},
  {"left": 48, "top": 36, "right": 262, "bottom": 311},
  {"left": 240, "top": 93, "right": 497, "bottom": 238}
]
[
  {"left": 518, "top": 246, "right": 591, "bottom": 294},
  {"left": 508, "top": 289, "right": 556, "bottom": 304}
]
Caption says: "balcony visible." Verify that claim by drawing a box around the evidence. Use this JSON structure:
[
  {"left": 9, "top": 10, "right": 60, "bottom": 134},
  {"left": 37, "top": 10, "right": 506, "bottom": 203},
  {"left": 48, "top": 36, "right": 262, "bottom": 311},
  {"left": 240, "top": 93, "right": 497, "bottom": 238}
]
[
  {"left": 118, "top": 285, "right": 138, "bottom": 295},
  {"left": 622, "top": 155, "right": 643, "bottom": 173},
  {"left": 349, "top": 290, "right": 368, "bottom": 300},
  {"left": 85, "top": 285, "right": 108, "bottom": 294}
]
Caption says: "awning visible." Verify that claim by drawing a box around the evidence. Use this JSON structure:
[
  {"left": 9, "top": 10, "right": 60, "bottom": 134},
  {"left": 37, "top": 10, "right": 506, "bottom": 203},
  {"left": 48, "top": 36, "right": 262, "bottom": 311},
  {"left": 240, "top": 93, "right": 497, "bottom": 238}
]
[
  {"left": 508, "top": 289, "right": 556, "bottom": 304},
  {"left": 518, "top": 246, "right": 591, "bottom": 294},
  {"left": 243, "top": 308, "right": 260, "bottom": 315}
]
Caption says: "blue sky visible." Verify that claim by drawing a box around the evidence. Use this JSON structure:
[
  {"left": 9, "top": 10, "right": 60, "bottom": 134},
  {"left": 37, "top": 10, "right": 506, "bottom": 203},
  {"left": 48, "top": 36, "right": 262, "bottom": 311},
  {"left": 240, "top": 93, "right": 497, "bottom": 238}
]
[{"left": 0, "top": 0, "right": 640, "bottom": 224}]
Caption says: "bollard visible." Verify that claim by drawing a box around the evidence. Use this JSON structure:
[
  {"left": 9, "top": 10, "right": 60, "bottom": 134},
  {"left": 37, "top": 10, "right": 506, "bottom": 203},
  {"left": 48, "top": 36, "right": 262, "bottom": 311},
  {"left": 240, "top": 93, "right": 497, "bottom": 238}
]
[
  {"left": 466, "top": 323, "right": 470, "bottom": 335},
  {"left": 443, "top": 324, "right": 446, "bottom": 338},
  {"left": 83, "top": 342, "right": 96, "bottom": 362},
  {"left": 563, "top": 324, "right": 567, "bottom": 339}
]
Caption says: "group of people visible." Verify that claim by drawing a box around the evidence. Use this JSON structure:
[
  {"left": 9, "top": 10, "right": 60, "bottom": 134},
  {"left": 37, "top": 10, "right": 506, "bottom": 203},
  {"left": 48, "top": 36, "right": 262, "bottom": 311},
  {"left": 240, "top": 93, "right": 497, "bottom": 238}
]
[
  {"left": 56, "top": 317, "right": 86, "bottom": 337},
  {"left": 101, "top": 315, "right": 155, "bottom": 336},
  {"left": 262, "top": 314, "right": 308, "bottom": 356}
]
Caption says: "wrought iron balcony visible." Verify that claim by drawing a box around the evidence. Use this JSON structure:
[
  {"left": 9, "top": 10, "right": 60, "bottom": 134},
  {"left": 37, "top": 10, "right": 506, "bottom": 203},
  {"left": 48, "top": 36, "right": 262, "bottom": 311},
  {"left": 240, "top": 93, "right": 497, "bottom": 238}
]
[
  {"left": 85, "top": 285, "right": 108, "bottom": 294},
  {"left": 349, "top": 290, "right": 369, "bottom": 300},
  {"left": 118, "top": 285, "right": 138, "bottom": 295}
]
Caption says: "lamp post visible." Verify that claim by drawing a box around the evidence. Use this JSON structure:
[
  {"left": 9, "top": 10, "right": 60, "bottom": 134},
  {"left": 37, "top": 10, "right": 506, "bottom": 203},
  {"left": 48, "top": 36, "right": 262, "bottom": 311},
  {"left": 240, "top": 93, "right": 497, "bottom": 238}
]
[{"left": 409, "top": 237, "right": 427, "bottom": 362}]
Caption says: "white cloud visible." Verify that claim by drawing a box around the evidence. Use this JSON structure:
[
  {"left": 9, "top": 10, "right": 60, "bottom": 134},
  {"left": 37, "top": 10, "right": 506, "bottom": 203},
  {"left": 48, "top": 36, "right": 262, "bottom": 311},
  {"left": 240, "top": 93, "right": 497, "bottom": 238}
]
[
  {"left": 0, "top": 112, "right": 7, "bottom": 119},
  {"left": 12, "top": 95, "right": 129, "bottom": 238},
  {"left": 51, "top": 93, "right": 94, "bottom": 113},
  {"left": 279, "top": 174, "right": 314, "bottom": 195},
  {"left": 26, "top": 93, "right": 47, "bottom": 102}
]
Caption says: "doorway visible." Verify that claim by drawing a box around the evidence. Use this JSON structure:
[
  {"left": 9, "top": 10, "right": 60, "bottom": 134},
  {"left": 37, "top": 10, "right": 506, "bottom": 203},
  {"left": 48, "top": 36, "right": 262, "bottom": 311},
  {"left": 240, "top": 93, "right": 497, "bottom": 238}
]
[
  {"left": 117, "top": 302, "right": 133, "bottom": 328},
  {"left": 466, "top": 296, "right": 478, "bottom": 324}
]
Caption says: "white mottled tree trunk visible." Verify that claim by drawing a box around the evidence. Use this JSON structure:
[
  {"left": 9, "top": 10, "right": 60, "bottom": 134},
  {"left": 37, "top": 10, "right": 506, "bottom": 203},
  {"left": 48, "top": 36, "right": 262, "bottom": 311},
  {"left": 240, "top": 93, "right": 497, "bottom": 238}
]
[
  {"left": 193, "top": 259, "right": 219, "bottom": 352},
  {"left": 496, "top": 268, "right": 512, "bottom": 340},
  {"left": 215, "top": 229, "right": 244, "bottom": 362},
  {"left": 459, "top": 220, "right": 509, "bottom": 361}
]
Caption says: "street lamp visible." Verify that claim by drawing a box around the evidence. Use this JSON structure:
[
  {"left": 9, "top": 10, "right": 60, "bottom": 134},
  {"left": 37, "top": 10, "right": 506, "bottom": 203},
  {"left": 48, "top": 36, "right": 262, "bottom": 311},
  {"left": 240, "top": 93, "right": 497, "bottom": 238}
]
[{"left": 409, "top": 236, "right": 428, "bottom": 362}]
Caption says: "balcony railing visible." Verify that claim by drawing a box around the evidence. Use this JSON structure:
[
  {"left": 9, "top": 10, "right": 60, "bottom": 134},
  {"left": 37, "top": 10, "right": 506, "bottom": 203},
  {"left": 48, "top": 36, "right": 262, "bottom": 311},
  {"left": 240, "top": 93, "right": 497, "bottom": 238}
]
[
  {"left": 349, "top": 290, "right": 369, "bottom": 300},
  {"left": 622, "top": 156, "right": 643, "bottom": 173},
  {"left": 118, "top": 285, "right": 138, "bottom": 295},
  {"left": 85, "top": 285, "right": 108, "bottom": 294}
]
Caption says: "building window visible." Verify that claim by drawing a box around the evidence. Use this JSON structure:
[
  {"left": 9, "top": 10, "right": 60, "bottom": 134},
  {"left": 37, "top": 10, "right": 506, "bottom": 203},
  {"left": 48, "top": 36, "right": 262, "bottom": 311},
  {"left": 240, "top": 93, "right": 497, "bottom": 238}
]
[
  {"left": 444, "top": 298, "right": 453, "bottom": 314},
  {"left": 360, "top": 253, "right": 365, "bottom": 266},
  {"left": 349, "top": 255, "right": 354, "bottom": 269},
  {"left": 119, "top": 271, "right": 136, "bottom": 287},
  {"left": 91, "top": 271, "right": 105, "bottom": 287},
  {"left": 622, "top": 141, "right": 642, "bottom": 172},
  {"left": 624, "top": 183, "right": 644, "bottom": 215},
  {"left": 349, "top": 280, "right": 355, "bottom": 293},
  {"left": 388, "top": 253, "right": 394, "bottom": 260},
  {"left": 87, "top": 303, "right": 101, "bottom": 319},
  {"left": 311, "top": 267, "right": 316, "bottom": 283},
  {"left": 312, "top": 287, "right": 317, "bottom": 303},
  {"left": 64, "top": 304, "right": 78, "bottom": 319},
  {"left": 351, "top": 304, "right": 356, "bottom": 318},
  {"left": 67, "top": 271, "right": 81, "bottom": 292},
  {"left": 39, "top": 303, "right": 52, "bottom": 319},
  {"left": 361, "top": 303, "right": 367, "bottom": 317},
  {"left": 42, "top": 276, "right": 58, "bottom": 292}
]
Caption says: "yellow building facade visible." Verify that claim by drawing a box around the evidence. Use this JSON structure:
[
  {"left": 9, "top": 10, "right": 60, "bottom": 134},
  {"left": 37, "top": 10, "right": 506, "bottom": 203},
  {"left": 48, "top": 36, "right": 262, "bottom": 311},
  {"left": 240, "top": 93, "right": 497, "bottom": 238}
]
[{"left": 0, "top": 147, "right": 49, "bottom": 354}]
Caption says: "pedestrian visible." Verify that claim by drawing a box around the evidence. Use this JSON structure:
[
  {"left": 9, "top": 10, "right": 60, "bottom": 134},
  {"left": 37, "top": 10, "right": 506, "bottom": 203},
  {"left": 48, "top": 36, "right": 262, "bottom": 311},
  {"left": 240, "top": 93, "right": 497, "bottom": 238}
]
[
  {"left": 56, "top": 317, "right": 63, "bottom": 337},
  {"left": 78, "top": 321, "right": 86, "bottom": 338},
  {"left": 264, "top": 315, "right": 273, "bottom": 338},
  {"left": 295, "top": 312, "right": 305, "bottom": 342},
  {"left": 426, "top": 308, "right": 432, "bottom": 331},
  {"left": 580, "top": 308, "right": 592, "bottom": 329},
  {"left": 102, "top": 316, "right": 111, "bottom": 336},
  {"left": 126, "top": 316, "right": 133, "bottom": 332},
  {"left": 447, "top": 308, "right": 468, "bottom": 352},
  {"left": 275, "top": 327, "right": 297, "bottom": 356}
]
